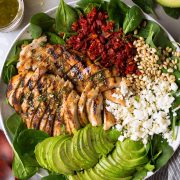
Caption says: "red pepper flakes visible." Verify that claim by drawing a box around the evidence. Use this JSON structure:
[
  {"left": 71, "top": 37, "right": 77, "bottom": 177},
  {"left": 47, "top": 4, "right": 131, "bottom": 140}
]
[{"left": 67, "top": 8, "right": 137, "bottom": 75}]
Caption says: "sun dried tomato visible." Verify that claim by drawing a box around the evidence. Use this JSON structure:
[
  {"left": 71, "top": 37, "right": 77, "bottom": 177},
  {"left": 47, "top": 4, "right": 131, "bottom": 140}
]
[{"left": 67, "top": 7, "right": 137, "bottom": 75}]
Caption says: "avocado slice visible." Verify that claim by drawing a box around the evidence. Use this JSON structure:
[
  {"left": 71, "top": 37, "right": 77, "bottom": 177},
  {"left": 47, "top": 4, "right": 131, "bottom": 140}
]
[
  {"left": 64, "top": 139, "right": 80, "bottom": 170},
  {"left": 99, "top": 156, "right": 132, "bottom": 178},
  {"left": 34, "top": 142, "right": 46, "bottom": 168},
  {"left": 40, "top": 137, "right": 58, "bottom": 171},
  {"left": 91, "top": 166, "right": 132, "bottom": 180},
  {"left": 111, "top": 143, "right": 148, "bottom": 169},
  {"left": 50, "top": 135, "right": 73, "bottom": 174},
  {"left": 82, "top": 125, "right": 99, "bottom": 162},
  {"left": 91, "top": 126, "right": 107, "bottom": 155},
  {"left": 107, "top": 155, "right": 135, "bottom": 176},
  {"left": 71, "top": 129, "right": 92, "bottom": 169},
  {"left": 79, "top": 126, "right": 98, "bottom": 167},
  {"left": 156, "top": 0, "right": 180, "bottom": 7},
  {"left": 100, "top": 127, "right": 115, "bottom": 153}
]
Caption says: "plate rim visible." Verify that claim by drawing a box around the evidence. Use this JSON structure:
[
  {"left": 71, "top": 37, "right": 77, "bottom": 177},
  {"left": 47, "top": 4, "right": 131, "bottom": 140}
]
[{"left": 0, "top": 1, "right": 179, "bottom": 179}]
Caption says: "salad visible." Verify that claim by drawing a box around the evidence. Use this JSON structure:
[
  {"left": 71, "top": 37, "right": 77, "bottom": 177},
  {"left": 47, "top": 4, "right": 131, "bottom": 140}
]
[{"left": 2, "top": 0, "right": 180, "bottom": 179}]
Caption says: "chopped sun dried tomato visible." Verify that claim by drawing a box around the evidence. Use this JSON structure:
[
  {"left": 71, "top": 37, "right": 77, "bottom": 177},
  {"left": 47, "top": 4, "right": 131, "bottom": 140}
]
[{"left": 67, "top": 7, "right": 137, "bottom": 75}]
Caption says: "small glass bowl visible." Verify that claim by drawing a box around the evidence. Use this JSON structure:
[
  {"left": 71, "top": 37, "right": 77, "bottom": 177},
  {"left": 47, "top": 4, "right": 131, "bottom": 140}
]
[{"left": 0, "top": 0, "right": 24, "bottom": 32}]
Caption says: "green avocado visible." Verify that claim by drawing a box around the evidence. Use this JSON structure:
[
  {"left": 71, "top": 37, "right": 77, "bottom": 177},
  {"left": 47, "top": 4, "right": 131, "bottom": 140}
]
[
  {"left": 50, "top": 135, "right": 73, "bottom": 174},
  {"left": 34, "top": 142, "right": 46, "bottom": 168},
  {"left": 99, "top": 156, "right": 133, "bottom": 178},
  {"left": 100, "top": 128, "right": 115, "bottom": 154},
  {"left": 79, "top": 127, "right": 98, "bottom": 167},
  {"left": 64, "top": 139, "right": 80, "bottom": 170},
  {"left": 41, "top": 137, "right": 59, "bottom": 171},
  {"left": 72, "top": 129, "right": 94, "bottom": 169},
  {"left": 156, "top": 0, "right": 180, "bottom": 7},
  {"left": 82, "top": 125, "right": 99, "bottom": 162},
  {"left": 91, "top": 126, "right": 107, "bottom": 155}
]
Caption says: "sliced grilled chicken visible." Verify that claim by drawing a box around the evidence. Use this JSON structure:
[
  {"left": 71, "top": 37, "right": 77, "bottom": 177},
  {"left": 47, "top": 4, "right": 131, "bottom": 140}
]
[
  {"left": 78, "top": 82, "right": 93, "bottom": 126},
  {"left": 7, "top": 73, "right": 25, "bottom": 107},
  {"left": 21, "top": 75, "right": 50, "bottom": 128},
  {"left": 86, "top": 87, "right": 103, "bottom": 126},
  {"left": 103, "top": 88, "right": 126, "bottom": 106},
  {"left": 64, "top": 90, "right": 80, "bottom": 134},
  {"left": 38, "top": 75, "right": 61, "bottom": 133},
  {"left": 97, "top": 77, "right": 122, "bottom": 92},
  {"left": 52, "top": 80, "right": 74, "bottom": 135},
  {"left": 14, "top": 68, "right": 46, "bottom": 113},
  {"left": 103, "top": 109, "right": 116, "bottom": 130}
]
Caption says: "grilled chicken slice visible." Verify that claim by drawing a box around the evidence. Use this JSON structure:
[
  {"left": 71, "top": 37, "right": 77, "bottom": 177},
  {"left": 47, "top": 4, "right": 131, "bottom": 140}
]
[
  {"left": 103, "top": 109, "right": 116, "bottom": 130},
  {"left": 21, "top": 75, "right": 51, "bottom": 128},
  {"left": 97, "top": 77, "right": 122, "bottom": 92},
  {"left": 86, "top": 87, "right": 103, "bottom": 126},
  {"left": 103, "top": 88, "right": 126, "bottom": 106},
  {"left": 78, "top": 82, "right": 93, "bottom": 126},
  {"left": 64, "top": 90, "right": 80, "bottom": 134},
  {"left": 52, "top": 80, "right": 74, "bottom": 135},
  {"left": 32, "top": 76, "right": 65, "bottom": 131},
  {"left": 7, "top": 73, "right": 25, "bottom": 107}
]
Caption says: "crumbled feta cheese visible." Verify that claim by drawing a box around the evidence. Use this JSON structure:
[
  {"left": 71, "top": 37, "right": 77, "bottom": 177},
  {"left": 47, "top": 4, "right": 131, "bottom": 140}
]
[
  {"left": 106, "top": 78, "right": 176, "bottom": 144},
  {"left": 171, "top": 82, "right": 178, "bottom": 91}
]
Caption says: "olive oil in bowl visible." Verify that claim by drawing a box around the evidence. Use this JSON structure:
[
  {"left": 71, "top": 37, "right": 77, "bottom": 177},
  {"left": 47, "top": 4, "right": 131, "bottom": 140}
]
[{"left": 0, "top": 0, "right": 24, "bottom": 32}]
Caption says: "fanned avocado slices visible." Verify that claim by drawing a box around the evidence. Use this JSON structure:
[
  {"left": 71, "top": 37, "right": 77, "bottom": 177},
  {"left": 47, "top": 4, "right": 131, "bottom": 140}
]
[{"left": 35, "top": 127, "right": 150, "bottom": 179}]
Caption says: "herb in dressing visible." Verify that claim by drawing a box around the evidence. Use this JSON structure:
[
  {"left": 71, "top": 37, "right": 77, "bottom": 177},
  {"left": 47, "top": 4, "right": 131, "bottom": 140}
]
[{"left": 0, "top": 0, "right": 19, "bottom": 28}]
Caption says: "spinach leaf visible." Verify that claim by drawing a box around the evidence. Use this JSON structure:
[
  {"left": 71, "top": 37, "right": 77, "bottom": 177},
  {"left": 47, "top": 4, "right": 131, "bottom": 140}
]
[
  {"left": 84, "top": 3, "right": 101, "bottom": 14},
  {"left": 77, "top": 0, "right": 103, "bottom": 8},
  {"left": 138, "top": 20, "right": 175, "bottom": 49},
  {"left": 108, "top": 0, "right": 130, "bottom": 28},
  {"left": 150, "top": 135, "right": 174, "bottom": 169},
  {"left": 6, "top": 113, "right": 21, "bottom": 137},
  {"left": 2, "top": 39, "right": 31, "bottom": 84},
  {"left": 30, "top": 24, "right": 42, "bottom": 39},
  {"left": 132, "top": 168, "right": 147, "bottom": 180},
  {"left": 30, "top": 13, "right": 55, "bottom": 30},
  {"left": 30, "top": 13, "right": 55, "bottom": 39},
  {"left": 132, "top": 0, "right": 156, "bottom": 15},
  {"left": 12, "top": 153, "right": 39, "bottom": 179},
  {"left": 55, "top": 0, "right": 78, "bottom": 33},
  {"left": 123, "top": 6, "right": 143, "bottom": 34},
  {"left": 47, "top": 32, "right": 65, "bottom": 45},
  {"left": 41, "top": 174, "right": 67, "bottom": 180},
  {"left": 163, "top": 7, "right": 180, "bottom": 19},
  {"left": 12, "top": 122, "right": 46, "bottom": 179},
  {"left": 17, "top": 129, "right": 49, "bottom": 155}
]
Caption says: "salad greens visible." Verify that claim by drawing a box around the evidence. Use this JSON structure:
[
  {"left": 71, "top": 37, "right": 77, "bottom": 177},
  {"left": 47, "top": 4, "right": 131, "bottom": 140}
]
[
  {"left": 132, "top": 0, "right": 156, "bottom": 15},
  {"left": 55, "top": 0, "right": 78, "bottom": 33},
  {"left": 2, "top": 39, "right": 31, "bottom": 84},
  {"left": 47, "top": 32, "right": 65, "bottom": 45},
  {"left": 149, "top": 135, "right": 174, "bottom": 169},
  {"left": 108, "top": 0, "right": 129, "bottom": 28},
  {"left": 123, "top": 6, "right": 143, "bottom": 34},
  {"left": 30, "top": 13, "right": 55, "bottom": 39},
  {"left": 6, "top": 113, "right": 21, "bottom": 137},
  {"left": 9, "top": 118, "right": 49, "bottom": 179},
  {"left": 138, "top": 20, "right": 175, "bottom": 49}
]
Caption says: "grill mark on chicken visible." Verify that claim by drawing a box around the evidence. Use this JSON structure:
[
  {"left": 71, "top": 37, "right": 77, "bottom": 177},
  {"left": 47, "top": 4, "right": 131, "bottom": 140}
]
[
  {"left": 78, "top": 82, "right": 93, "bottom": 126},
  {"left": 52, "top": 80, "right": 73, "bottom": 136},
  {"left": 86, "top": 87, "right": 103, "bottom": 126},
  {"left": 64, "top": 90, "right": 80, "bottom": 134},
  {"left": 21, "top": 75, "right": 49, "bottom": 128}
]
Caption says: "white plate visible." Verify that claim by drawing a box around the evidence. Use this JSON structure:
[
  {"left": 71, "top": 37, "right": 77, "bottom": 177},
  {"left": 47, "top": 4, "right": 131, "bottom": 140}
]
[{"left": 0, "top": 1, "right": 179, "bottom": 179}]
